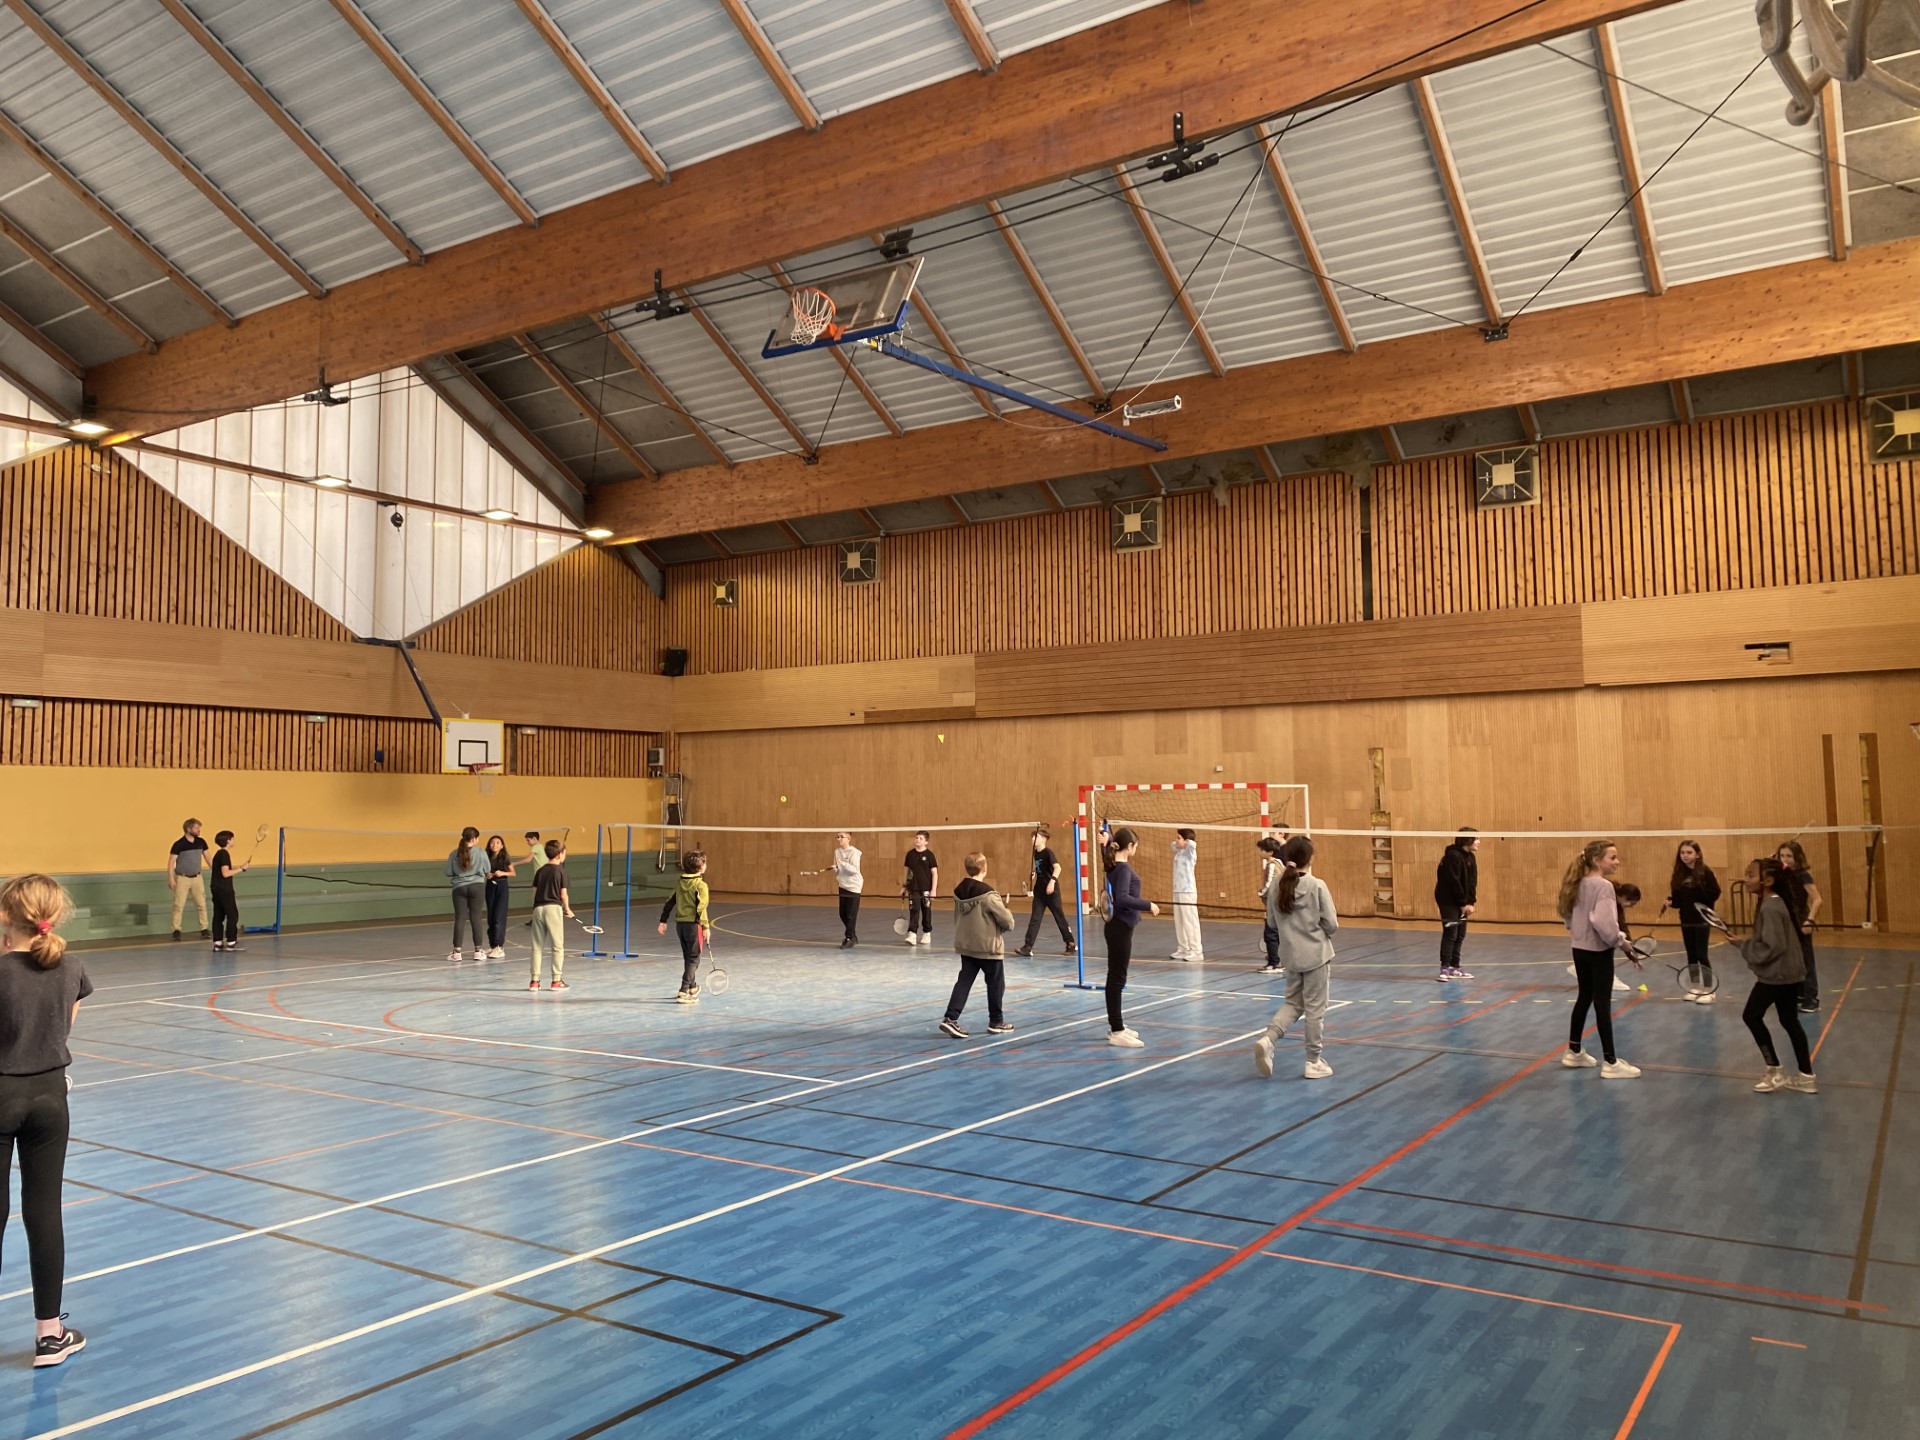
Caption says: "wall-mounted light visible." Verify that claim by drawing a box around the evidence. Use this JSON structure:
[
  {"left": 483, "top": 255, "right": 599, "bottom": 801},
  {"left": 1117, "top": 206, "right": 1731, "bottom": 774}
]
[
  {"left": 8, "top": 697, "right": 42, "bottom": 710},
  {"left": 517, "top": 726, "right": 538, "bottom": 736},
  {"left": 480, "top": 508, "right": 517, "bottom": 522},
  {"left": 65, "top": 419, "right": 110, "bottom": 437},
  {"left": 583, "top": 527, "right": 614, "bottom": 541},
  {"left": 303, "top": 714, "right": 329, "bottom": 724},
  {"left": 312, "top": 474, "right": 350, "bottom": 489}
]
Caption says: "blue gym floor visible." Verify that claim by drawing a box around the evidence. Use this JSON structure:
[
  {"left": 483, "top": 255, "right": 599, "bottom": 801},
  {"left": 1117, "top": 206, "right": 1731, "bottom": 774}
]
[{"left": 10, "top": 904, "right": 1916, "bottom": 1439}]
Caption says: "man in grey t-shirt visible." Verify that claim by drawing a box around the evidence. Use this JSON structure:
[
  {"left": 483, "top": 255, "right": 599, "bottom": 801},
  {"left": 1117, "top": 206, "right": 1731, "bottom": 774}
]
[{"left": 167, "top": 818, "right": 211, "bottom": 941}]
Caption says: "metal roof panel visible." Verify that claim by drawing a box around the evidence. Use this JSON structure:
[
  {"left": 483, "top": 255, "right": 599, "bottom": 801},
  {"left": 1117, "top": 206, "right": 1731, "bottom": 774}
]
[
  {"left": 973, "top": 0, "right": 1165, "bottom": 59},
  {"left": 608, "top": 309, "right": 806, "bottom": 463},
  {"left": 746, "top": 0, "right": 975, "bottom": 121},
  {"left": 1276, "top": 86, "right": 1487, "bottom": 344}
]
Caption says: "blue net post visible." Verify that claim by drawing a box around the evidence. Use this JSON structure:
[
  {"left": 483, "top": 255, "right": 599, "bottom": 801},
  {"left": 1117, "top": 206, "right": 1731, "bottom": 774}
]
[
  {"left": 620, "top": 824, "right": 638, "bottom": 958},
  {"left": 588, "top": 824, "right": 606, "bottom": 957},
  {"left": 1065, "top": 820, "right": 1098, "bottom": 990},
  {"left": 252, "top": 826, "right": 286, "bottom": 936}
]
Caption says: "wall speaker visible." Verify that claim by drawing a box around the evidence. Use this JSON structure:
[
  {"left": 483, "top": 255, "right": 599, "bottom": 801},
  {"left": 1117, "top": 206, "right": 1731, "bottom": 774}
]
[{"left": 659, "top": 648, "right": 689, "bottom": 677}]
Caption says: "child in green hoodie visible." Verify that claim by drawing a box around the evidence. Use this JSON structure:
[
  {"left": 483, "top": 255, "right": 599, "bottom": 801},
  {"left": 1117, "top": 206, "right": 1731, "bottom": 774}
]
[{"left": 657, "top": 851, "right": 710, "bottom": 1004}]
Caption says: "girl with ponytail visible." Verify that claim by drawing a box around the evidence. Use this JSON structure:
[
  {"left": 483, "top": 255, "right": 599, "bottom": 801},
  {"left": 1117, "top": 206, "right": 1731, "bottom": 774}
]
[
  {"left": 0, "top": 874, "right": 91, "bottom": 1366},
  {"left": 1254, "top": 836, "right": 1339, "bottom": 1080},
  {"left": 1559, "top": 841, "right": 1639, "bottom": 1078},
  {"left": 1100, "top": 828, "right": 1157, "bottom": 1047},
  {"left": 446, "top": 826, "right": 488, "bottom": 964}
]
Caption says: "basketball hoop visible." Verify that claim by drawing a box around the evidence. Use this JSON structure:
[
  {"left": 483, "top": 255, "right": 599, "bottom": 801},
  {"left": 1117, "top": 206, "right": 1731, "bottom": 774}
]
[
  {"left": 790, "top": 287, "right": 841, "bottom": 346},
  {"left": 465, "top": 762, "right": 501, "bottom": 777}
]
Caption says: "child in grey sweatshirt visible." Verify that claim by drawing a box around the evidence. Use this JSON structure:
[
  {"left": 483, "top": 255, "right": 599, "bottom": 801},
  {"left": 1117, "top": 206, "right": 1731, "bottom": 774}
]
[
  {"left": 1739, "top": 857, "right": 1816, "bottom": 1094},
  {"left": 1253, "top": 836, "right": 1338, "bottom": 1080}
]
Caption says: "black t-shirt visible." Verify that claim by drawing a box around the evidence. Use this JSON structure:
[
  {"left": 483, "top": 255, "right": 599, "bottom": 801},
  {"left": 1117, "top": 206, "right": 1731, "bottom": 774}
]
[
  {"left": 489, "top": 848, "right": 514, "bottom": 881},
  {"left": 0, "top": 951, "right": 93, "bottom": 1075},
  {"left": 1032, "top": 847, "right": 1058, "bottom": 890},
  {"left": 210, "top": 848, "right": 236, "bottom": 892},
  {"left": 170, "top": 835, "right": 208, "bottom": 877},
  {"left": 533, "top": 862, "right": 567, "bottom": 907},
  {"left": 903, "top": 850, "right": 938, "bottom": 893}
]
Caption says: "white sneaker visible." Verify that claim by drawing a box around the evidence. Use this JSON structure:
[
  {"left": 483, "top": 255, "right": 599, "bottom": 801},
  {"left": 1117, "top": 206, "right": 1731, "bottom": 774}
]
[
  {"left": 487, "top": 947, "right": 505, "bottom": 960},
  {"left": 904, "top": 933, "right": 917, "bottom": 946},
  {"left": 919, "top": 933, "right": 933, "bottom": 947},
  {"left": 1788, "top": 1072, "right": 1819, "bottom": 1094},
  {"left": 1694, "top": 991, "right": 1715, "bottom": 1005},
  {"left": 1612, "top": 976, "right": 1631, "bottom": 992},
  {"left": 1253, "top": 1035, "right": 1274, "bottom": 1077},
  {"left": 1753, "top": 1067, "right": 1787, "bottom": 1092},
  {"left": 1108, "top": 1029, "right": 1144, "bottom": 1048},
  {"left": 1303, "top": 1058, "right": 1333, "bottom": 1079},
  {"left": 1600, "top": 1058, "right": 1641, "bottom": 1079},
  {"left": 1562, "top": 1050, "right": 1598, "bottom": 1068},
  {"left": 448, "top": 951, "right": 462, "bottom": 965}
]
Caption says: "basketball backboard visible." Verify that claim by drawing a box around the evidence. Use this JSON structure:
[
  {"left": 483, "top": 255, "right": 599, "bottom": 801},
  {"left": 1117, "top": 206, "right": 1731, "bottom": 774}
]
[
  {"left": 442, "top": 718, "right": 506, "bottom": 774},
  {"left": 761, "top": 256, "right": 924, "bottom": 359}
]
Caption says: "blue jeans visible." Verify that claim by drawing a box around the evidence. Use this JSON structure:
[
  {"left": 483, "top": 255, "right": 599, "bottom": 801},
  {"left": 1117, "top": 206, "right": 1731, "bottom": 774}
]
[{"left": 944, "top": 956, "right": 1005, "bottom": 1026}]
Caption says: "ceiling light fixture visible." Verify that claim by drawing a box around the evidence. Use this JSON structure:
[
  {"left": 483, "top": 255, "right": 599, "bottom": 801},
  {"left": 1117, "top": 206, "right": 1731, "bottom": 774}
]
[
  {"left": 312, "top": 474, "right": 350, "bottom": 489},
  {"left": 583, "top": 526, "right": 614, "bottom": 540},
  {"left": 480, "top": 508, "right": 517, "bottom": 522},
  {"left": 66, "top": 418, "right": 110, "bottom": 437}
]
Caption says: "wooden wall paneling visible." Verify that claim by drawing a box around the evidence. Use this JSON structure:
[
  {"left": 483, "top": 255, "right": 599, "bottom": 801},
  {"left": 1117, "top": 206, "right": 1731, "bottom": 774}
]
[{"left": 411, "top": 542, "right": 667, "bottom": 670}]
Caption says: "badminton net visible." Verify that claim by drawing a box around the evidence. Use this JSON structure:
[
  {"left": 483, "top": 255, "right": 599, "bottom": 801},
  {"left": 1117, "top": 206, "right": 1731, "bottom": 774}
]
[{"left": 273, "top": 825, "right": 575, "bottom": 930}]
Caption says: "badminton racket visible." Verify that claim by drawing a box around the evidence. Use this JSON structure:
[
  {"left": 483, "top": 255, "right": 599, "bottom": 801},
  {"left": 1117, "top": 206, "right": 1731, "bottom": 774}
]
[
  {"left": 571, "top": 915, "right": 604, "bottom": 935},
  {"left": 701, "top": 928, "right": 729, "bottom": 994},
  {"left": 893, "top": 892, "right": 911, "bottom": 937},
  {"left": 1697, "top": 903, "right": 1733, "bottom": 935},
  {"left": 243, "top": 823, "right": 272, "bottom": 867}
]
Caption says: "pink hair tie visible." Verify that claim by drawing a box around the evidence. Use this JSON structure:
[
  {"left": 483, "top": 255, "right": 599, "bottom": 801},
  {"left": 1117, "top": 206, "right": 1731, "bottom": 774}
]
[{"left": 34, "top": 920, "right": 51, "bottom": 935}]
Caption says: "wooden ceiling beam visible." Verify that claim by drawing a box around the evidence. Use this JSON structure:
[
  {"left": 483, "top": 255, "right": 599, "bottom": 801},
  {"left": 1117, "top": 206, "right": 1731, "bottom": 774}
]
[
  {"left": 156, "top": 0, "right": 422, "bottom": 265},
  {"left": 1818, "top": 83, "right": 1849, "bottom": 262},
  {"left": 513, "top": 334, "right": 657, "bottom": 479},
  {"left": 585, "top": 235, "right": 1920, "bottom": 540},
  {"left": 324, "top": 0, "right": 537, "bottom": 228},
  {"left": 1412, "top": 77, "right": 1501, "bottom": 327},
  {"left": 88, "top": 0, "right": 1672, "bottom": 429},
  {"left": 0, "top": 208, "right": 154, "bottom": 353},
  {"left": 1378, "top": 426, "right": 1405, "bottom": 464},
  {"left": 436, "top": 351, "right": 585, "bottom": 493},
  {"left": 1595, "top": 23, "right": 1665, "bottom": 295},
  {"left": 3, "top": 0, "right": 323, "bottom": 299},
  {"left": 718, "top": 0, "right": 820, "bottom": 131},
  {"left": 0, "top": 105, "right": 230, "bottom": 323},
  {"left": 593, "top": 314, "right": 731, "bottom": 467},
  {"left": 1110, "top": 164, "right": 1227, "bottom": 378},
  {"left": 509, "top": 0, "right": 669, "bottom": 184},
  {"left": 1254, "top": 121, "right": 1356, "bottom": 352},
  {"left": 1670, "top": 378, "right": 1694, "bottom": 424},
  {"left": 0, "top": 295, "right": 83, "bottom": 378},
  {"left": 681, "top": 293, "right": 815, "bottom": 456},
  {"left": 985, "top": 197, "right": 1103, "bottom": 398},
  {"left": 767, "top": 262, "right": 901, "bottom": 438},
  {"left": 943, "top": 1, "right": 1000, "bottom": 72}
]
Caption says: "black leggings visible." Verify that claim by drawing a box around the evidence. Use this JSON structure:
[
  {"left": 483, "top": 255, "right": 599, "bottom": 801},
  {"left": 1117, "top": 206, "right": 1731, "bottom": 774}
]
[
  {"left": 1681, "top": 923, "right": 1712, "bottom": 977},
  {"left": 211, "top": 887, "right": 240, "bottom": 945},
  {"left": 1798, "top": 931, "right": 1819, "bottom": 1005},
  {"left": 1024, "top": 887, "right": 1074, "bottom": 947},
  {"left": 486, "top": 879, "right": 511, "bottom": 950},
  {"left": 837, "top": 890, "right": 861, "bottom": 941},
  {"left": 1568, "top": 947, "right": 1618, "bottom": 1063},
  {"left": 1438, "top": 906, "right": 1467, "bottom": 969},
  {"left": 907, "top": 891, "right": 933, "bottom": 935},
  {"left": 676, "top": 920, "right": 702, "bottom": 990},
  {"left": 0, "top": 1071, "right": 70, "bottom": 1320},
  {"left": 1103, "top": 917, "right": 1133, "bottom": 1032},
  {"left": 1744, "top": 981, "right": 1813, "bottom": 1073}
]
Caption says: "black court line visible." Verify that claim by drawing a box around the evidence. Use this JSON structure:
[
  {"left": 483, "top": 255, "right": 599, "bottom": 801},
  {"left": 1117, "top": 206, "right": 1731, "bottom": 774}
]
[
  {"left": 1139, "top": 1053, "right": 1441, "bottom": 1204},
  {"left": 1850, "top": 959, "right": 1914, "bottom": 1314}
]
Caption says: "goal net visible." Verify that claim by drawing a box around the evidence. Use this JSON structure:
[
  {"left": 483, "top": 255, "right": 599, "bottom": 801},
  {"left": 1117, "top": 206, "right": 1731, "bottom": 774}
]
[{"left": 1080, "top": 784, "right": 1303, "bottom": 919}]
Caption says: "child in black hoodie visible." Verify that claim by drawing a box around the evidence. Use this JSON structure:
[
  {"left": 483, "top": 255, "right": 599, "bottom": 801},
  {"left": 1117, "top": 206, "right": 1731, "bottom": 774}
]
[{"left": 1434, "top": 829, "right": 1478, "bottom": 981}]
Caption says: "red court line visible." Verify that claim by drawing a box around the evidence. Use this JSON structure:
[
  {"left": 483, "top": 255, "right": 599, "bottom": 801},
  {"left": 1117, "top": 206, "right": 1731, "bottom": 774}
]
[
  {"left": 1316, "top": 1218, "right": 1884, "bottom": 1311},
  {"left": 1810, "top": 958, "right": 1865, "bottom": 1063},
  {"left": 944, "top": 1040, "right": 1571, "bottom": 1438},
  {"left": 1261, "top": 1250, "right": 1673, "bottom": 1328},
  {"left": 1615, "top": 1323, "right": 1681, "bottom": 1440},
  {"left": 1341, "top": 983, "right": 1545, "bottom": 1045}
]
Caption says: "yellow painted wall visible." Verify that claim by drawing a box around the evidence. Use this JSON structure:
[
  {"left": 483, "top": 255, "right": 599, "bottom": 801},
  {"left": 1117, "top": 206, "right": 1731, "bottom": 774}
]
[{"left": 0, "top": 768, "right": 663, "bottom": 875}]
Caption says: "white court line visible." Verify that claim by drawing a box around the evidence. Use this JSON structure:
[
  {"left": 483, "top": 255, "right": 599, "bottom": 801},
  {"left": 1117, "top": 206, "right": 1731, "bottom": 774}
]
[
  {"left": 80, "top": 957, "right": 456, "bottom": 1011},
  {"left": 28, "top": 1010, "right": 1262, "bottom": 1439},
  {"left": 145, "top": 1001, "right": 824, "bottom": 1084},
  {"left": 73, "top": 1033, "right": 413, "bottom": 1091},
  {"left": 2, "top": 987, "right": 1216, "bottom": 1306},
  {"left": 83, "top": 951, "right": 456, "bottom": 995}
]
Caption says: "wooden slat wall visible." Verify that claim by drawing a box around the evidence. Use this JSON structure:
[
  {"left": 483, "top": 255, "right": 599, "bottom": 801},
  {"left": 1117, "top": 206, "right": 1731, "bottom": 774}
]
[
  {"left": 664, "top": 476, "right": 1362, "bottom": 674},
  {"left": 0, "top": 702, "right": 438, "bottom": 771},
  {"left": 414, "top": 543, "right": 667, "bottom": 669},
  {"left": 510, "top": 727, "right": 663, "bottom": 778},
  {"left": 1374, "top": 403, "right": 1919, "bottom": 617},
  {"left": 0, "top": 444, "right": 351, "bottom": 639}
]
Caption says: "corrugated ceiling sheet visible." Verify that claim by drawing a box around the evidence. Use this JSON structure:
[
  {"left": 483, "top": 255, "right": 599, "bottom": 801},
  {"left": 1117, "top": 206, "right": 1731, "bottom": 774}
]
[
  {"left": 1427, "top": 36, "right": 1649, "bottom": 314},
  {"left": 902, "top": 204, "right": 1089, "bottom": 409},
  {"left": 545, "top": 0, "right": 797, "bottom": 170},
  {"left": 1277, "top": 85, "right": 1485, "bottom": 344},
  {"left": 780, "top": 236, "right": 992, "bottom": 431},
  {"left": 974, "top": 0, "right": 1165, "bottom": 58},
  {"left": 996, "top": 172, "right": 1212, "bottom": 394},
  {"left": 687, "top": 268, "right": 893, "bottom": 448},
  {"left": 0, "top": 3, "right": 306, "bottom": 314},
  {"left": 748, "top": 0, "right": 975, "bottom": 120},
  {"left": 31, "top": 0, "right": 395, "bottom": 292},
  {"left": 195, "top": 0, "right": 517, "bottom": 259},
  {"left": 354, "top": 0, "right": 652, "bottom": 217},
  {"left": 608, "top": 308, "right": 805, "bottom": 464},
  {"left": 1610, "top": 0, "right": 1829, "bottom": 285},
  {"left": 1132, "top": 128, "right": 1341, "bottom": 368}
]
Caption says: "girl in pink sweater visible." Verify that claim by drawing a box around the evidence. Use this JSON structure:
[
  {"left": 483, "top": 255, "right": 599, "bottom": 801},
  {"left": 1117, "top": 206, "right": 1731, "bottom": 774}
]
[{"left": 1556, "top": 841, "right": 1640, "bottom": 1079}]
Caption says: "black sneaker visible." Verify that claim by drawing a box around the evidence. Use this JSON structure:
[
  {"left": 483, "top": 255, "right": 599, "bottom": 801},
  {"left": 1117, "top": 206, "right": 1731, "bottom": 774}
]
[
  {"left": 34, "top": 1322, "right": 84, "bottom": 1368},
  {"left": 839, "top": 936, "right": 854, "bottom": 949},
  {"left": 211, "top": 941, "right": 225, "bottom": 952},
  {"left": 1015, "top": 945, "right": 1034, "bottom": 958},
  {"left": 1798, "top": 999, "right": 1820, "bottom": 1013},
  {"left": 1064, "top": 942, "right": 1076, "bottom": 955},
  {"left": 988, "top": 1020, "right": 1015, "bottom": 1033},
  {"left": 938, "top": 1018, "right": 968, "bottom": 1039},
  {"left": 201, "top": 929, "right": 212, "bottom": 940},
  {"left": 226, "top": 943, "right": 244, "bottom": 953},
  {"left": 171, "top": 930, "right": 182, "bottom": 942}
]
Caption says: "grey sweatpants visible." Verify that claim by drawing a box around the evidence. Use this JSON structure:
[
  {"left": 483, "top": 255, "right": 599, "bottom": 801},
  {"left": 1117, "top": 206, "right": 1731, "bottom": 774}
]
[{"left": 1264, "top": 965, "right": 1330, "bottom": 1062}]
